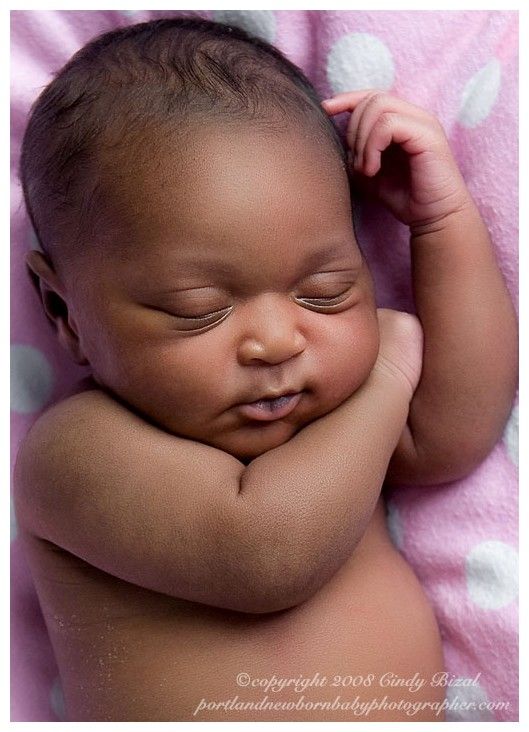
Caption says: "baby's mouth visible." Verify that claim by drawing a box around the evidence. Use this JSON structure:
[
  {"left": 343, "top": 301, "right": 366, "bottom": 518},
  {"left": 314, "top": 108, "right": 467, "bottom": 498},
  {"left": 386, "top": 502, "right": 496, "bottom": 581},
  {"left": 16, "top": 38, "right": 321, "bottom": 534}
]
[{"left": 237, "top": 392, "right": 303, "bottom": 422}]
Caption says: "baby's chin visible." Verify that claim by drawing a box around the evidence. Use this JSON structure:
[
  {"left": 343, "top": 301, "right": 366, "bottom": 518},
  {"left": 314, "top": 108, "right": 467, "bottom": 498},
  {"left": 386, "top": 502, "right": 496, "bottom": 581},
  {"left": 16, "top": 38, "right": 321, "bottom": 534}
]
[
  {"left": 202, "top": 387, "right": 356, "bottom": 464},
  {"left": 210, "top": 404, "right": 337, "bottom": 464},
  {"left": 214, "top": 419, "right": 303, "bottom": 464}
]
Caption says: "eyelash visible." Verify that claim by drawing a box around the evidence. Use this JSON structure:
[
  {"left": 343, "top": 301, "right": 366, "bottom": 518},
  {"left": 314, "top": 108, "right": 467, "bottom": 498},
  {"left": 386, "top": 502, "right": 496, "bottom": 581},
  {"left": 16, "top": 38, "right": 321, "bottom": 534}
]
[
  {"left": 177, "top": 308, "right": 231, "bottom": 321},
  {"left": 172, "top": 289, "right": 351, "bottom": 325},
  {"left": 296, "top": 291, "right": 350, "bottom": 307}
]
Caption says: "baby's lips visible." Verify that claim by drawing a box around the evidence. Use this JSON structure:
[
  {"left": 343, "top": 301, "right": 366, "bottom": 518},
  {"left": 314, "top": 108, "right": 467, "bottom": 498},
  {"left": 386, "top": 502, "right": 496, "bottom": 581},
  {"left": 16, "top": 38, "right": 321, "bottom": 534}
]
[{"left": 237, "top": 392, "right": 303, "bottom": 422}]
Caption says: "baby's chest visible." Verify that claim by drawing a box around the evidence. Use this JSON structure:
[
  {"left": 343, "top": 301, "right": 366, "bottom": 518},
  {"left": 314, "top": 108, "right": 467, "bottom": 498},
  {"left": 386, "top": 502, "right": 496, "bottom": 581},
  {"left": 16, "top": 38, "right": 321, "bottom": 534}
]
[{"left": 22, "top": 525, "right": 442, "bottom": 720}]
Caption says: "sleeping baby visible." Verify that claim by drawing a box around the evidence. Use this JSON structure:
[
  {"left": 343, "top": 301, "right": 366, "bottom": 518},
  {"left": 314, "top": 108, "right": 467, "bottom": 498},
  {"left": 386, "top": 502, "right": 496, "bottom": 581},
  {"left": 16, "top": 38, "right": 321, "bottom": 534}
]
[{"left": 14, "top": 16, "right": 518, "bottom": 722}]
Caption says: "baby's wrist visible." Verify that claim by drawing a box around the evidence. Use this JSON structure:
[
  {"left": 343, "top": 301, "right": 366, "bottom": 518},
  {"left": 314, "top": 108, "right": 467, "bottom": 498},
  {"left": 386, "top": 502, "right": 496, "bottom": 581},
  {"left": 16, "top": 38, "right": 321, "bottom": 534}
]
[
  {"left": 409, "top": 193, "right": 478, "bottom": 240},
  {"left": 369, "top": 359, "right": 416, "bottom": 405}
]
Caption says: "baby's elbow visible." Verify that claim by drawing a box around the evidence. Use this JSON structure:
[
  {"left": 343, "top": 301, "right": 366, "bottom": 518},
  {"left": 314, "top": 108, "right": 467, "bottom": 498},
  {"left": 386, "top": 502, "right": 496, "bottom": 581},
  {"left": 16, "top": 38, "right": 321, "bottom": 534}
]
[
  {"left": 239, "top": 553, "right": 321, "bottom": 615},
  {"left": 231, "top": 488, "right": 345, "bottom": 615},
  {"left": 233, "top": 527, "right": 328, "bottom": 615},
  {"left": 235, "top": 583, "right": 310, "bottom": 615},
  {"left": 436, "top": 439, "right": 508, "bottom": 484},
  {"left": 392, "top": 432, "right": 507, "bottom": 487}
]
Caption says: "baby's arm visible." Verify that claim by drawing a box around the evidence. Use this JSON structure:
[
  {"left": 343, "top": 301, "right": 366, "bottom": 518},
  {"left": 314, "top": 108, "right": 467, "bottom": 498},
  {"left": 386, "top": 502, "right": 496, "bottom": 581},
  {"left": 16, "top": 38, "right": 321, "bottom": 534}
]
[
  {"left": 323, "top": 91, "right": 518, "bottom": 485},
  {"left": 389, "top": 201, "right": 517, "bottom": 484},
  {"left": 14, "top": 310, "right": 419, "bottom": 615}
]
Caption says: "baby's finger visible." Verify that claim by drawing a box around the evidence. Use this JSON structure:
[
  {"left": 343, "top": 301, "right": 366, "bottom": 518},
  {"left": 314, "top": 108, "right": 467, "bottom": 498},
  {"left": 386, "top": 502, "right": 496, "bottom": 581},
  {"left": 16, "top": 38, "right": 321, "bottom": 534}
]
[
  {"left": 352, "top": 93, "right": 398, "bottom": 170},
  {"left": 348, "top": 93, "right": 433, "bottom": 173},
  {"left": 361, "top": 113, "right": 433, "bottom": 177},
  {"left": 345, "top": 93, "right": 381, "bottom": 170},
  {"left": 321, "top": 89, "right": 377, "bottom": 115}
]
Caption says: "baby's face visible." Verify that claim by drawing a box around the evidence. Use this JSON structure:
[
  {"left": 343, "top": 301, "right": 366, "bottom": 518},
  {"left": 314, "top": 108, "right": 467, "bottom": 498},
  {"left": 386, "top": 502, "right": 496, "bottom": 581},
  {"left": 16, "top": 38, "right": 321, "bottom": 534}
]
[{"left": 65, "top": 122, "right": 379, "bottom": 462}]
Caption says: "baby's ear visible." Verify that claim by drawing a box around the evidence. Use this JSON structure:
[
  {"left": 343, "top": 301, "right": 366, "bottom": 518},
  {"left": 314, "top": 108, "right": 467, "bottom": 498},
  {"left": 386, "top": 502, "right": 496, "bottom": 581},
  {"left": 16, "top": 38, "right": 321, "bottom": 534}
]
[{"left": 25, "top": 250, "right": 89, "bottom": 365}]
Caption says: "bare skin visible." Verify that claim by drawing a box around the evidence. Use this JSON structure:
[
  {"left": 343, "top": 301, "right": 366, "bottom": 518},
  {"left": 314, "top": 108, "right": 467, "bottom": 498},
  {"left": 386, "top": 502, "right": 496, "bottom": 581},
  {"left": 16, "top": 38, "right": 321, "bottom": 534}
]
[
  {"left": 16, "top": 331, "right": 445, "bottom": 722},
  {"left": 18, "top": 488, "right": 445, "bottom": 722},
  {"left": 14, "top": 93, "right": 516, "bottom": 721}
]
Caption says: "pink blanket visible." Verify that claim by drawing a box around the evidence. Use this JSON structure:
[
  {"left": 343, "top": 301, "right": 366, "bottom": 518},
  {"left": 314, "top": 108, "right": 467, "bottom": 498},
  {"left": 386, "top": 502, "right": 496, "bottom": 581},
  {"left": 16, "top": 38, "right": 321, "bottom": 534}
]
[{"left": 10, "top": 10, "right": 518, "bottom": 722}]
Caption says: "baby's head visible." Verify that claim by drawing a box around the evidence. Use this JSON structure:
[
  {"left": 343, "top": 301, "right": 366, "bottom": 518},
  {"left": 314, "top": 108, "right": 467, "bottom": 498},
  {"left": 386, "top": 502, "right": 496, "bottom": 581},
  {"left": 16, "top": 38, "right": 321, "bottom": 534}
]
[{"left": 20, "top": 16, "right": 379, "bottom": 462}]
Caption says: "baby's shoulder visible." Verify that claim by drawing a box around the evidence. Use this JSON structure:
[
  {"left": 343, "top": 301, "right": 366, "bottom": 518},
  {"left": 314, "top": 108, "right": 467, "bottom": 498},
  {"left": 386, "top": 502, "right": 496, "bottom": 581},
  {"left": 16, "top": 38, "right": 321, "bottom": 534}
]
[
  {"left": 16, "top": 381, "right": 140, "bottom": 466},
  {"left": 22, "top": 379, "right": 133, "bottom": 444},
  {"left": 17, "top": 384, "right": 97, "bottom": 448},
  {"left": 13, "top": 386, "right": 131, "bottom": 532}
]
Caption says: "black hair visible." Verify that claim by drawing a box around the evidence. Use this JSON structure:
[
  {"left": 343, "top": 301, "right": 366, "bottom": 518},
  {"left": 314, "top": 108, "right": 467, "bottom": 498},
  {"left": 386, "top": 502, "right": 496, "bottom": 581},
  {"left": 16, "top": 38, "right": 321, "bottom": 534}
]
[{"left": 19, "top": 15, "right": 348, "bottom": 263}]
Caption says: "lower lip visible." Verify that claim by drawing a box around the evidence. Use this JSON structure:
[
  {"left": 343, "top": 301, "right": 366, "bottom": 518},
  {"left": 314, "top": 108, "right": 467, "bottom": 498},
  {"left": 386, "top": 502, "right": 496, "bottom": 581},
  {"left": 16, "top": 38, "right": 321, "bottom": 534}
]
[{"left": 238, "top": 392, "right": 303, "bottom": 422}]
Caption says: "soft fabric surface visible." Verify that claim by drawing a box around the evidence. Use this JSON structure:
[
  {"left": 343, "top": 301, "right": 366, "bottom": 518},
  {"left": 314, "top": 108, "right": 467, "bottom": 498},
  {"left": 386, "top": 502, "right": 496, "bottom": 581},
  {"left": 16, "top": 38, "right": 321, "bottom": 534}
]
[{"left": 10, "top": 10, "right": 518, "bottom": 722}]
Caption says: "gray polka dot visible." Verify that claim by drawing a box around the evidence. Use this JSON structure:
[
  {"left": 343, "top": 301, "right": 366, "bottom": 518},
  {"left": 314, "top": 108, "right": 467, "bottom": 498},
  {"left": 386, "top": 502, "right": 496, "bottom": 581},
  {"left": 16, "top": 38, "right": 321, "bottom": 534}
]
[
  {"left": 10, "top": 494, "right": 18, "bottom": 541},
  {"left": 28, "top": 227, "right": 43, "bottom": 252},
  {"left": 503, "top": 402, "right": 518, "bottom": 467},
  {"left": 385, "top": 499, "right": 404, "bottom": 550},
  {"left": 465, "top": 540, "right": 518, "bottom": 610},
  {"left": 213, "top": 10, "right": 276, "bottom": 44},
  {"left": 50, "top": 676, "right": 66, "bottom": 721},
  {"left": 446, "top": 680, "right": 494, "bottom": 721},
  {"left": 10, "top": 344, "right": 54, "bottom": 414}
]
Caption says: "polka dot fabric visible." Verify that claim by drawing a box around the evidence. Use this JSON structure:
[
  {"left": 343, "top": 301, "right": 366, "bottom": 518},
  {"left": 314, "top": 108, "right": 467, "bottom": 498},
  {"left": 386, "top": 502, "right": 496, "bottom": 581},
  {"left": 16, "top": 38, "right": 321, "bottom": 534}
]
[{"left": 11, "top": 10, "right": 518, "bottom": 722}]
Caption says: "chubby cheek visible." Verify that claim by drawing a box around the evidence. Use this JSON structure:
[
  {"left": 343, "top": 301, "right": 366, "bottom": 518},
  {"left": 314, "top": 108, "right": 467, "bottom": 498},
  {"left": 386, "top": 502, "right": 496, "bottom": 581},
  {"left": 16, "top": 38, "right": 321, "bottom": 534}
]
[
  {"left": 79, "top": 318, "right": 219, "bottom": 422},
  {"left": 122, "top": 336, "right": 229, "bottom": 421},
  {"left": 313, "top": 307, "right": 379, "bottom": 405}
]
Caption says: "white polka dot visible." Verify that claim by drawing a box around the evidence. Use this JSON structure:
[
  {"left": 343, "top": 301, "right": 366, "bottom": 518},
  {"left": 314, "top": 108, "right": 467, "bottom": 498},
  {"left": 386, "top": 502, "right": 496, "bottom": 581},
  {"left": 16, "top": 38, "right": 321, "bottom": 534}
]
[
  {"left": 465, "top": 540, "right": 518, "bottom": 610},
  {"left": 50, "top": 676, "right": 66, "bottom": 721},
  {"left": 327, "top": 33, "right": 394, "bottom": 95},
  {"left": 385, "top": 499, "right": 404, "bottom": 550},
  {"left": 122, "top": 10, "right": 142, "bottom": 21},
  {"left": 458, "top": 58, "right": 501, "bottom": 128},
  {"left": 10, "top": 494, "right": 18, "bottom": 541},
  {"left": 10, "top": 344, "right": 54, "bottom": 414},
  {"left": 446, "top": 680, "right": 494, "bottom": 721},
  {"left": 213, "top": 10, "right": 276, "bottom": 44},
  {"left": 503, "top": 402, "right": 518, "bottom": 467}
]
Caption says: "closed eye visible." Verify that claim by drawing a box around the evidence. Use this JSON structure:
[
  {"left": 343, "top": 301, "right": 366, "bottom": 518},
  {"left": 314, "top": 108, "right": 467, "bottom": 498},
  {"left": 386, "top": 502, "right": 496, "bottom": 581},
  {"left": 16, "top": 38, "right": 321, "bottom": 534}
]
[
  {"left": 302, "top": 295, "right": 344, "bottom": 303},
  {"left": 152, "top": 283, "right": 353, "bottom": 331},
  {"left": 296, "top": 288, "right": 352, "bottom": 308},
  {"left": 175, "top": 307, "right": 232, "bottom": 321},
  {"left": 157, "top": 305, "right": 233, "bottom": 332}
]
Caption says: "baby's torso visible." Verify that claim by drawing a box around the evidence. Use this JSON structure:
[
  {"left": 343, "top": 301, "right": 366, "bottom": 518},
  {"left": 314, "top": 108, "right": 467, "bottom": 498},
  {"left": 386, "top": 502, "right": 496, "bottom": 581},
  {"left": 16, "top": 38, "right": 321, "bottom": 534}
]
[{"left": 20, "top": 496, "right": 445, "bottom": 722}]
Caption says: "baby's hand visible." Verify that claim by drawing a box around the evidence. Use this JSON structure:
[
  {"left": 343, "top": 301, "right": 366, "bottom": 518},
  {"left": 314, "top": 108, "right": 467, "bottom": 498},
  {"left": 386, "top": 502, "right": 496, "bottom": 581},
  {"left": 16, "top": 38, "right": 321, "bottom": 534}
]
[
  {"left": 374, "top": 308, "right": 423, "bottom": 400},
  {"left": 322, "top": 90, "right": 471, "bottom": 232}
]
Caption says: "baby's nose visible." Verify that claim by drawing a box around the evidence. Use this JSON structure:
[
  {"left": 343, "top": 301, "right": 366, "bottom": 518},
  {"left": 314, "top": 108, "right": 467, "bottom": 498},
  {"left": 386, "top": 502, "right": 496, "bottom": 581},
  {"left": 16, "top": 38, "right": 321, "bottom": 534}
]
[{"left": 237, "top": 295, "right": 306, "bottom": 366}]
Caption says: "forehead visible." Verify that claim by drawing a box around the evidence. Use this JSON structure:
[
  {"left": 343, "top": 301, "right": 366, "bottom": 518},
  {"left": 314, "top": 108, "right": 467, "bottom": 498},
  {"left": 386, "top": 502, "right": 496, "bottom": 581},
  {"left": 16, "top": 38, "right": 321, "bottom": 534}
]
[{"left": 93, "top": 122, "right": 357, "bottom": 284}]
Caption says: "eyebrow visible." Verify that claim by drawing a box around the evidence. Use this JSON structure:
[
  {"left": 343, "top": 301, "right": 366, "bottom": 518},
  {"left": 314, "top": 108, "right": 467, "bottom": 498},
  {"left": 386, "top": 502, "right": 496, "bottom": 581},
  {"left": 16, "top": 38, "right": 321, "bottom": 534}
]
[
  {"left": 151, "top": 242, "right": 360, "bottom": 296},
  {"left": 180, "top": 242, "right": 357, "bottom": 275},
  {"left": 296, "top": 242, "right": 361, "bottom": 272}
]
